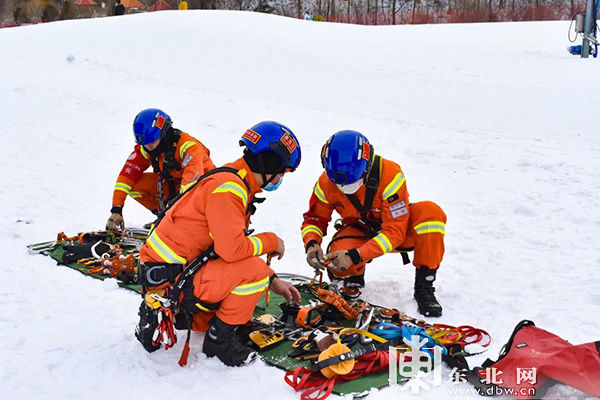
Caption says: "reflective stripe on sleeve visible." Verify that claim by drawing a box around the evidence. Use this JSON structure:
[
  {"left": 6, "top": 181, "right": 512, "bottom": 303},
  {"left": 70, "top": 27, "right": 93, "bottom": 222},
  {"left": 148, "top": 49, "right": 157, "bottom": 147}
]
[
  {"left": 115, "top": 182, "right": 132, "bottom": 194},
  {"left": 248, "top": 235, "right": 263, "bottom": 256},
  {"left": 414, "top": 221, "right": 446, "bottom": 235},
  {"left": 146, "top": 230, "right": 187, "bottom": 264},
  {"left": 302, "top": 225, "right": 323, "bottom": 238},
  {"left": 180, "top": 172, "right": 200, "bottom": 193},
  {"left": 212, "top": 181, "right": 248, "bottom": 207},
  {"left": 179, "top": 140, "right": 197, "bottom": 159},
  {"left": 179, "top": 180, "right": 195, "bottom": 193},
  {"left": 314, "top": 182, "right": 329, "bottom": 204},
  {"left": 129, "top": 191, "right": 142, "bottom": 199},
  {"left": 382, "top": 173, "right": 406, "bottom": 200},
  {"left": 231, "top": 276, "right": 270, "bottom": 296},
  {"left": 373, "top": 232, "right": 393, "bottom": 254}
]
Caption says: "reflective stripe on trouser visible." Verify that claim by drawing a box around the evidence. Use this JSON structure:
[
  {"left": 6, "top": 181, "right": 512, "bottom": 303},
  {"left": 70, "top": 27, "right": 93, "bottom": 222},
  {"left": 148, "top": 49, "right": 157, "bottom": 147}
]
[
  {"left": 191, "top": 256, "right": 271, "bottom": 328},
  {"left": 126, "top": 172, "right": 178, "bottom": 212},
  {"left": 327, "top": 201, "right": 447, "bottom": 277},
  {"left": 406, "top": 201, "right": 446, "bottom": 269}
]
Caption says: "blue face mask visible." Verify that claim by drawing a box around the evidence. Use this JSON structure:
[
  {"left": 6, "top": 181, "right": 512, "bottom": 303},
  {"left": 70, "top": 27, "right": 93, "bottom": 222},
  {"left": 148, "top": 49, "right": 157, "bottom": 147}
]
[{"left": 264, "top": 177, "right": 283, "bottom": 191}]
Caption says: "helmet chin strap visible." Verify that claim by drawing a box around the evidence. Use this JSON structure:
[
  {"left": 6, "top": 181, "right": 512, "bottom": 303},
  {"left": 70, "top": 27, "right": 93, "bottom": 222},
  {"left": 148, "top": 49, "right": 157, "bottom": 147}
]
[
  {"left": 261, "top": 173, "right": 270, "bottom": 188},
  {"left": 261, "top": 168, "right": 283, "bottom": 189}
]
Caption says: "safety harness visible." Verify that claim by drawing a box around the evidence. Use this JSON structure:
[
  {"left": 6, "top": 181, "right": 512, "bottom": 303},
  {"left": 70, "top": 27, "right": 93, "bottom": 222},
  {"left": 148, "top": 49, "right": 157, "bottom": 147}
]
[
  {"left": 332, "top": 155, "right": 411, "bottom": 265},
  {"left": 138, "top": 165, "right": 263, "bottom": 366},
  {"left": 148, "top": 128, "right": 182, "bottom": 212},
  {"left": 343, "top": 155, "right": 382, "bottom": 236},
  {"left": 138, "top": 166, "right": 250, "bottom": 290}
]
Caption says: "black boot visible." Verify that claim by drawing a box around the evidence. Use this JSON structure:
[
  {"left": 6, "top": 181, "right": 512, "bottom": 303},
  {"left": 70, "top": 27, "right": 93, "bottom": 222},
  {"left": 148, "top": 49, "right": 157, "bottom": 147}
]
[
  {"left": 135, "top": 300, "right": 161, "bottom": 353},
  {"left": 414, "top": 267, "right": 443, "bottom": 317},
  {"left": 202, "top": 317, "right": 257, "bottom": 367}
]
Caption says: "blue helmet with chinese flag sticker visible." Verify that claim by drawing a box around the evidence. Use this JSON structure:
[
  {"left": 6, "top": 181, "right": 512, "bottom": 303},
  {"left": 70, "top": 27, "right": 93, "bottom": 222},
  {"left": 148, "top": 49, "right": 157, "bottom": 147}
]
[
  {"left": 239, "top": 121, "right": 301, "bottom": 173},
  {"left": 321, "top": 130, "right": 374, "bottom": 185},
  {"left": 133, "top": 108, "right": 172, "bottom": 145}
]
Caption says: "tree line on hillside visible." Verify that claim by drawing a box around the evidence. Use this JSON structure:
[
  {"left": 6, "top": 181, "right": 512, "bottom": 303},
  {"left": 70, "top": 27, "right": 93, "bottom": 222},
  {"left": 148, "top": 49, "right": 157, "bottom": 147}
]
[{"left": 0, "top": 0, "right": 587, "bottom": 26}]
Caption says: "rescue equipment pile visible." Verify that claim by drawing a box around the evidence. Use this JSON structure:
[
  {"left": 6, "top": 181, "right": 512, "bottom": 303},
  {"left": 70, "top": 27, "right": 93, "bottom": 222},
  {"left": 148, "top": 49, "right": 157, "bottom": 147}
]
[
  {"left": 28, "top": 234, "right": 490, "bottom": 397},
  {"left": 27, "top": 228, "right": 149, "bottom": 293},
  {"left": 246, "top": 272, "right": 491, "bottom": 399},
  {"left": 30, "top": 231, "right": 600, "bottom": 399}
]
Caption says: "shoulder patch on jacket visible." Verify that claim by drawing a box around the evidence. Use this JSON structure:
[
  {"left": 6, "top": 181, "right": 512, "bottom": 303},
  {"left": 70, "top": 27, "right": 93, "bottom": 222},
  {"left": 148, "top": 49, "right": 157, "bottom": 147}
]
[
  {"left": 182, "top": 153, "right": 193, "bottom": 167},
  {"left": 389, "top": 200, "right": 408, "bottom": 218}
]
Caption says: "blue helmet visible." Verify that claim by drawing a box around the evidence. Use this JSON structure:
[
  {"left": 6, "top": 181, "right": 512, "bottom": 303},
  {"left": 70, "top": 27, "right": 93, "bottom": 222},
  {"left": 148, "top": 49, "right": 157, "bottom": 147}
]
[
  {"left": 240, "top": 121, "right": 301, "bottom": 173},
  {"left": 321, "top": 130, "right": 374, "bottom": 185},
  {"left": 132, "top": 108, "right": 172, "bottom": 145}
]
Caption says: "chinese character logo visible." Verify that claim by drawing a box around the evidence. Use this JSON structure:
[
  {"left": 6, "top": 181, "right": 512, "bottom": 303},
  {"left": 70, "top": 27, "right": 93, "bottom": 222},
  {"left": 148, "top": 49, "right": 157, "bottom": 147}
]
[
  {"left": 389, "top": 335, "right": 443, "bottom": 394},
  {"left": 481, "top": 367, "right": 504, "bottom": 385},
  {"left": 516, "top": 367, "right": 537, "bottom": 385},
  {"left": 280, "top": 131, "right": 297, "bottom": 153},
  {"left": 243, "top": 129, "right": 261, "bottom": 144}
]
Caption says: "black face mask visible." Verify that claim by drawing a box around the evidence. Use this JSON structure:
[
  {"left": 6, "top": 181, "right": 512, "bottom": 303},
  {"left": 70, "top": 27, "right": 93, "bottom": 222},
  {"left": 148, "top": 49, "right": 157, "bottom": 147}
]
[
  {"left": 147, "top": 141, "right": 166, "bottom": 157},
  {"left": 146, "top": 129, "right": 173, "bottom": 157}
]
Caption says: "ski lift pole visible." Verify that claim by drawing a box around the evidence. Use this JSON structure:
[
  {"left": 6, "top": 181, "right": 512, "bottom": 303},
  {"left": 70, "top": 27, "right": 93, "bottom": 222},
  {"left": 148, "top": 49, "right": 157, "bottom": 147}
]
[{"left": 581, "top": 0, "right": 597, "bottom": 58}]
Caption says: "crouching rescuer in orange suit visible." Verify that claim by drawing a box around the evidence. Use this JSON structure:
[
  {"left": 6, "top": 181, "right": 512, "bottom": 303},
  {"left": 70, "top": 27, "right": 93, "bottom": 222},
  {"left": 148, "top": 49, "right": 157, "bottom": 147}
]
[
  {"left": 136, "top": 121, "right": 302, "bottom": 367},
  {"left": 106, "top": 108, "right": 215, "bottom": 230},
  {"left": 301, "top": 130, "right": 447, "bottom": 317}
]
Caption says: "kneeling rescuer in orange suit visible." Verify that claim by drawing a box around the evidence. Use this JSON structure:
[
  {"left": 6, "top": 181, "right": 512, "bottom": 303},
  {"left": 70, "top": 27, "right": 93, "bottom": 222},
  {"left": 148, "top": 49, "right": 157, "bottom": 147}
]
[
  {"left": 137, "top": 121, "right": 302, "bottom": 366},
  {"left": 301, "top": 130, "right": 447, "bottom": 317}
]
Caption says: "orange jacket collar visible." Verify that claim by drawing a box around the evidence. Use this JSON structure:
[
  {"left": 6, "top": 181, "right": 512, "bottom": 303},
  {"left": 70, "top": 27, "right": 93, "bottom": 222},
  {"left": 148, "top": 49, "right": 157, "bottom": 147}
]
[{"left": 225, "top": 157, "right": 262, "bottom": 198}]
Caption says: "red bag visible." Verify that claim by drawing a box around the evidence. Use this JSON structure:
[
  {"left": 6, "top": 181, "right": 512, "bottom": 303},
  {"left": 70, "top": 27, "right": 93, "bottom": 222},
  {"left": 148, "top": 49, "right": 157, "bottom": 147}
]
[{"left": 478, "top": 320, "right": 600, "bottom": 399}]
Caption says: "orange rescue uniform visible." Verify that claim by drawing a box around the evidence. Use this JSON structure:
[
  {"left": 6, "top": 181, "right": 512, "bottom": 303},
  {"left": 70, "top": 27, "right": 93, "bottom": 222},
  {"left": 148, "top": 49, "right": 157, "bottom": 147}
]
[
  {"left": 140, "top": 157, "right": 278, "bottom": 330},
  {"left": 301, "top": 156, "right": 446, "bottom": 278},
  {"left": 112, "top": 132, "right": 215, "bottom": 212}
]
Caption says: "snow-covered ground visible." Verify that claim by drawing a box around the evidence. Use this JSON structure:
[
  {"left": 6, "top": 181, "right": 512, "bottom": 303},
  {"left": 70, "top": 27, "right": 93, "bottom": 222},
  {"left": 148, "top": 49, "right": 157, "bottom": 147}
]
[{"left": 1, "top": 10, "right": 599, "bottom": 399}]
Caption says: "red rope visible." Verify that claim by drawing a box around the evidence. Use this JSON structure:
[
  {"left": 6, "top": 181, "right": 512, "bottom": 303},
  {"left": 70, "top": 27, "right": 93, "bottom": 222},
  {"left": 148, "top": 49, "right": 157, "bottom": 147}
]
[
  {"left": 433, "top": 323, "right": 491, "bottom": 348},
  {"left": 153, "top": 307, "right": 177, "bottom": 350},
  {"left": 284, "top": 351, "right": 390, "bottom": 400}
]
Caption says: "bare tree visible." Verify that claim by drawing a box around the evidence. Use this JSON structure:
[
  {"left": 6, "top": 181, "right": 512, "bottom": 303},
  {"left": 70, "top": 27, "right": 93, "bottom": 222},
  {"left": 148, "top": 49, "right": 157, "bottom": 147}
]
[{"left": 1, "top": 0, "right": 19, "bottom": 24}]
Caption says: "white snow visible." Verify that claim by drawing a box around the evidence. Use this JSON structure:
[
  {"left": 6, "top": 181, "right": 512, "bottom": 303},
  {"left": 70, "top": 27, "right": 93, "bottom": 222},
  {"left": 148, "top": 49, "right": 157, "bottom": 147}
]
[{"left": 1, "top": 10, "right": 599, "bottom": 400}]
